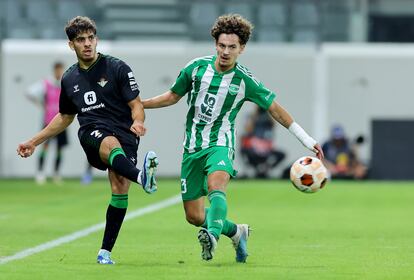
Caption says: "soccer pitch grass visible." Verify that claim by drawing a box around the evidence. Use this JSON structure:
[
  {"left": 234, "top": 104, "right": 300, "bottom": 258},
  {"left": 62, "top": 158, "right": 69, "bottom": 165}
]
[{"left": 0, "top": 179, "right": 413, "bottom": 280}]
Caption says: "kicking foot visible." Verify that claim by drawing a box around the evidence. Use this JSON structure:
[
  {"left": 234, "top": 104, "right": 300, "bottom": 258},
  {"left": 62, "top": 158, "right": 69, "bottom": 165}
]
[
  {"left": 231, "top": 224, "right": 250, "bottom": 263},
  {"left": 140, "top": 151, "right": 159, "bottom": 194}
]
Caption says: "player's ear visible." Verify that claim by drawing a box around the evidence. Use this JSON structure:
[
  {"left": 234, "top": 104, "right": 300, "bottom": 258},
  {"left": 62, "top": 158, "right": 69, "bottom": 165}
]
[
  {"left": 240, "top": 44, "right": 246, "bottom": 54},
  {"left": 68, "top": 41, "right": 74, "bottom": 51}
]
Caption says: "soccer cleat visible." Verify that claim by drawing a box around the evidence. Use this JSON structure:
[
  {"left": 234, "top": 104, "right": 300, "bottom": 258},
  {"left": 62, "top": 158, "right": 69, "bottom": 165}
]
[
  {"left": 140, "top": 151, "right": 159, "bottom": 194},
  {"left": 197, "top": 228, "right": 217, "bottom": 261},
  {"left": 96, "top": 249, "right": 115, "bottom": 265},
  {"left": 231, "top": 224, "right": 250, "bottom": 263}
]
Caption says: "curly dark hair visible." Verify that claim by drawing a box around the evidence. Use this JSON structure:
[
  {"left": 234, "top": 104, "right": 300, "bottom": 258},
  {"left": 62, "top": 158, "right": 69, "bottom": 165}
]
[
  {"left": 210, "top": 14, "right": 254, "bottom": 45},
  {"left": 65, "top": 16, "right": 97, "bottom": 41}
]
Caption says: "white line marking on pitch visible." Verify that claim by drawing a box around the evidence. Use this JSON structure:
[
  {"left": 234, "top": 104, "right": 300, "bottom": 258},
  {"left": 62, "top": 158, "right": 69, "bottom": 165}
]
[{"left": 0, "top": 195, "right": 181, "bottom": 265}]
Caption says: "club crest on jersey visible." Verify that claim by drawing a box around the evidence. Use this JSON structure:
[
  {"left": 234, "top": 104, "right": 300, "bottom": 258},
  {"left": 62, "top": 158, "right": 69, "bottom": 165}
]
[
  {"left": 228, "top": 84, "right": 240, "bottom": 95},
  {"left": 97, "top": 78, "right": 108, "bottom": 88}
]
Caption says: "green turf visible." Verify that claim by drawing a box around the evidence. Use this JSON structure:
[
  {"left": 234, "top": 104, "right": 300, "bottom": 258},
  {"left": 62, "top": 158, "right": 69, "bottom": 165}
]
[{"left": 0, "top": 178, "right": 413, "bottom": 279}]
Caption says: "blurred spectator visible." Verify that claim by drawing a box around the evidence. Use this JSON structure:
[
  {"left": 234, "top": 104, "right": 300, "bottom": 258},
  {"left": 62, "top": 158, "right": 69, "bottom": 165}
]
[
  {"left": 81, "top": 163, "right": 94, "bottom": 185},
  {"left": 25, "top": 61, "right": 68, "bottom": 184},
  {"left": 240, "top": 106, "right": 286, "bottom": 178},
  {"left": 322, "top": 125, "right": 368, "bottom": 179}
]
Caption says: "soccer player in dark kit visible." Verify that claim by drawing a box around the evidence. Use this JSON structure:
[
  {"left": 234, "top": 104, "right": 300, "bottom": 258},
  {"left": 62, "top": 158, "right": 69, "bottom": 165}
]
[{"left": 16, "top": 16, "right": 159, "bottom": 265}]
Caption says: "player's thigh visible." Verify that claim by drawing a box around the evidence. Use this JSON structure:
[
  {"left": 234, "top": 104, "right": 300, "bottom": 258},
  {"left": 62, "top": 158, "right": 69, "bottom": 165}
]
[
  {"left": 205, "top": 146, "right": 237, "bottom": 178},
  {"left": 207, "top": 171, "right": 230, "bottom": 192},
  {"left": 180, "top": 151, "right": 208, "bottom": 201},
  {"left": 78, "top": 125, "right": 114, "bottom": 170},
  {"left": 79, "top": 125, "right": 139, "bottom": 170}
]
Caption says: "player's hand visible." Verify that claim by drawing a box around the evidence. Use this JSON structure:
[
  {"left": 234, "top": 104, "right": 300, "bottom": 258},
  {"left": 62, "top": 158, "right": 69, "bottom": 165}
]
[
  {"left": 313, "top": 143, "right": 324, "bottom": 160},
  {"left": 17, "top": 141, "right": 36, "bottom": 158},
  {"left": 130, "top": 120, "right": 146, "bottom": 137}
]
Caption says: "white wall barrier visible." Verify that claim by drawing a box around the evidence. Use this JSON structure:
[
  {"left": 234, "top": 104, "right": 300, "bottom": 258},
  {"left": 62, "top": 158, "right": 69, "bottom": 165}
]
[{"left": 1, "top": 40, "right": 412, "bottom": 178}]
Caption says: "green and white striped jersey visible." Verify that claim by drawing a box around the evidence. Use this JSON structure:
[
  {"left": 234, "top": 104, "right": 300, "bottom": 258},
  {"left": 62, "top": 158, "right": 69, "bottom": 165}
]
[{"left": 171, "top": 55, "right": 276, "bottom": 153}]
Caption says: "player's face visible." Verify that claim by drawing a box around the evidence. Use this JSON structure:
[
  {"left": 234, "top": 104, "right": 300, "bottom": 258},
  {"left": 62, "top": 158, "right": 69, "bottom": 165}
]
[
  {"left": 215, "top": 33, "right": 245, "bottom": 72},
  {"left": 69, "top": 30, "right": 98, "bottom": 66}
]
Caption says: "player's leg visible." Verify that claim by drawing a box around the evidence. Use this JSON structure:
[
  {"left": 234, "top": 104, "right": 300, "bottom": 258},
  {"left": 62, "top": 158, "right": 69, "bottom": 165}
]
[
  {"left": 79, "top": 126, "right": 158, "bottom": 192},
  {"left": 52, "top": 145, "right": 63, "bottom": 184},
  {"left": 99, "top": 136, "right": 158, "bottom": 193},
  {"left": 81, "top": 163, "right": 93, "bottom": 185},
  {"left": 53, "top": 131, "right": 68, "bottom": 184},
  {"left": 205, "top": 147, "right": 249, "bottom": 262},
  {"left": 181, "top": 151, "right": 217, "bottom": 260},
  {"left": 36, "top": 142, "right": 49, "bottom": 184},
  {"left": 97, "top": 170, "right": 130, "bottom": 265}
]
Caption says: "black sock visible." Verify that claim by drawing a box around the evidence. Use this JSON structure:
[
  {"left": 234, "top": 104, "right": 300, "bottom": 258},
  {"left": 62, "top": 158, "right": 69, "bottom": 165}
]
[
  {"left": 54, "top": 148, "right": 62, "bottom": 173},
  {"left": 38, "top": 152, "right": 46, "bottom": 171},
  {"left": 101, "top": 204, "right": 127, "bottom": 251},
  {"left": 109, "top": 148, "right": 140, "bottom": 183}
]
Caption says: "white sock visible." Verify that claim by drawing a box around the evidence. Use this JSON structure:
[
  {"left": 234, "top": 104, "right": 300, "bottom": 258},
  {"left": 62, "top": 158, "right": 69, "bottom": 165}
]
[{"left": 137, "top": 170, "right": 142, "bottom": 185}]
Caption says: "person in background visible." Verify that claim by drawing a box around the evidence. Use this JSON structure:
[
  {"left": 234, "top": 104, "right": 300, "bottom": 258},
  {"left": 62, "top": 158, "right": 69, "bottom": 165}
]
[
  {"left": 25, "top": 62, "right": 68, "bottom": 185},
  {"left": 81, "top": 162, "right": 94, "bottom": 185},
  {"left": 240, "top": 106, "right": 286, "bottom": 178},
  {"left": 322, "top": 125, "right": 368, "bottom": 179}
]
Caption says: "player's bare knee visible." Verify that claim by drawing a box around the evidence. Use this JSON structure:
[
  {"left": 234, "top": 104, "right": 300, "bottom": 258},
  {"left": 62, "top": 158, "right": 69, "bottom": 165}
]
[{"left": 185, "top": 213, "right": 203, "bottom": 226}]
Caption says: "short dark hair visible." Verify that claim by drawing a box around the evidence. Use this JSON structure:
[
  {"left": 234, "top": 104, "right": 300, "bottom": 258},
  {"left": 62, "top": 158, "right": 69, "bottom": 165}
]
[
  {"left": 210, "top": 14, "right": 254, "bottom": 45},
  {"left": 65, "top": 16, "right": 97, "bottom": 41}
]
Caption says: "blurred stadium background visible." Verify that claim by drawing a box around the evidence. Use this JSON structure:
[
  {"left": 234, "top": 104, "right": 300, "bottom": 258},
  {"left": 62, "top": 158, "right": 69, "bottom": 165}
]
[
  {"left": 0, "top": 0, "right": 413, "bottom": 179},
  {"left": 1, "top": 1, "right": 414, "bottom": 279}
]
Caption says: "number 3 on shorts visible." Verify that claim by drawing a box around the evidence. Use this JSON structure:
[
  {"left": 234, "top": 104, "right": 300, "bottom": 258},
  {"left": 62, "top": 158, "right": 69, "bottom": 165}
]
[{"left": 181, "top": 178, "right": 187, "bottom": 194}]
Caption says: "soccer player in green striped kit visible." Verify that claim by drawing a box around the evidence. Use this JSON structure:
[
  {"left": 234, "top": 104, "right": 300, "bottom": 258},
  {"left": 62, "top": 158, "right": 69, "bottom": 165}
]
[{"left": 143, "top": 14, "right": 324, "bottom": 262}]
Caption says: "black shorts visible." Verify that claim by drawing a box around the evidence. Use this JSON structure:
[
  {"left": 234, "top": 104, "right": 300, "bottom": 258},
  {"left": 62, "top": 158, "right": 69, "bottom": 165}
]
[{"left": 78, "top": 124, "right": 139, "bottom": 171}]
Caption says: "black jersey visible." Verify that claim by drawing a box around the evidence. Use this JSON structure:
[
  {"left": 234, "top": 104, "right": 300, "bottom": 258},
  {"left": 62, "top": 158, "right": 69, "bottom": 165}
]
[{"left": 59, "top": 54, "right": 140, "bottom": 134}]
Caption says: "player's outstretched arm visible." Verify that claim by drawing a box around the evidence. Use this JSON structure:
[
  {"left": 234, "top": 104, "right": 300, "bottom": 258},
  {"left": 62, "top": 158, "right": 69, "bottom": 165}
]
[
  {"left": 142, "top": 90, "right": 182, "bottom": 109},
  {"left": 128, "top": 97, "right": 146, "bottom": 137},
  {"left": 17, "top": 113, "right": 75, "bottom": 158},
  {"left": 267, "top": 101, "right": 324, "bottom": 160}
]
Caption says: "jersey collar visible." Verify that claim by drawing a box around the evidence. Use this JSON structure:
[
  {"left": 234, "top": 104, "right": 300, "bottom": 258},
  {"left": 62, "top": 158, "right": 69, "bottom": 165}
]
[{"left": 78, "top": 53, "right": 103, "bottom": 72}]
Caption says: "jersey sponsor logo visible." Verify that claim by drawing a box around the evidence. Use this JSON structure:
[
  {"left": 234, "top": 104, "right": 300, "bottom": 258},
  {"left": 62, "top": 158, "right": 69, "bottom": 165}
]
[
  {"left": 128, "top": 72, "right": 139, "bottom": 91},
  {"left": 73, "top": 85, "right": 80, "bottom": 93},
  {"left": 228, "top": 84, "right": 240, "bottom": 95},
  {"left": 81, "top": 91, "right": 106, "bottom": 112},
  {"left": 130, "top": 157, "right": 136, "bottom": 164},
  {"left": 198, "top": 93, "right": 216, "bottom": 123},
  {"left": 81, "top": 103, "right": 105, "bottom": 113},
  {"left": 213, "top": 219, "right": 224, "bottom": 226},
  {"left": 180, "top": 179, "right": 187, "bottom": 194},
  {"left": 217, "top": 160, "right": 226, "bottom": 166},
  {"left": 97, "top": 78, "right": 108, "bottom": 88},
  {"left": 90, "top": 129, "right": 103, "bottom": 138},
  {"left": 84, "top": 91, "right": 97, "bottom": 105}
]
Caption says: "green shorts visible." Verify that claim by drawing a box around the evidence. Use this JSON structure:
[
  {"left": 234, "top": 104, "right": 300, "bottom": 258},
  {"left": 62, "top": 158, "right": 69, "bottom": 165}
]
[{"left": 180, "top": 146, "right": 237, "bottom": 201}]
